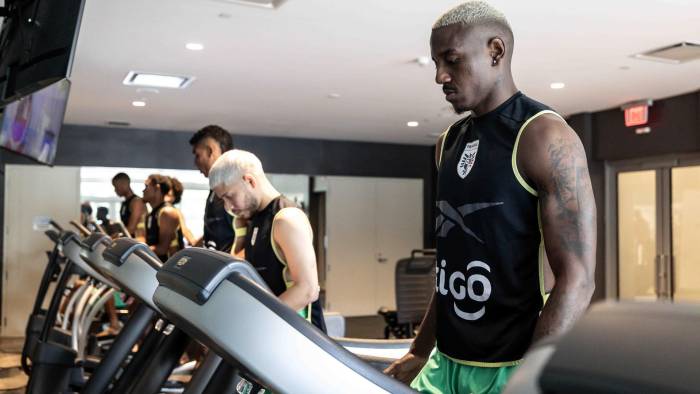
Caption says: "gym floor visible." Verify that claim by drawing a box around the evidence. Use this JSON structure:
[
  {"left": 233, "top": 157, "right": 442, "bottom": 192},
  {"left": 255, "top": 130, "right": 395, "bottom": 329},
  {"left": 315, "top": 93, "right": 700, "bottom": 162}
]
[
  {"left": 0, "top": 338, "right": 25, "bottom": 393},
  {"left": 0, "top": 316, "right": 386, "bottom": 393}
]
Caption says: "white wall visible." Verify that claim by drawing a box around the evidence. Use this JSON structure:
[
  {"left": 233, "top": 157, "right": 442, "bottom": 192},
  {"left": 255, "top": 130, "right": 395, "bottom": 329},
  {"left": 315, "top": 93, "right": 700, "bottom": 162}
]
[
  {"left": 323, "top": 176, "right": 423, "bottom": 316},
  {"left": 2, "top": 164, "right": 80, "bottom": 337}
]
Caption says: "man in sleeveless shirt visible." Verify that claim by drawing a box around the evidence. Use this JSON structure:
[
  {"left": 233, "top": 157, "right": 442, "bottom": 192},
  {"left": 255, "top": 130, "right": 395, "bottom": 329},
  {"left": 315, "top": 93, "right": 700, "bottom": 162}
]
[
  {"left": 112, "top": 172, "right": 146, "bottom": 241},
  {"left": 209, "top": 149, "right": 325, "bottom": 393},
  {"left": 385, "top": 2, "right": 596, "bottom": 393},
  {"left": 209, "top": 150, "right": 325, "bottom": 329},
  {"left": 189, "top": 125, "right": 241, "bottom": 253},
  {"left": 142, "top": 174, "right": 184, "bottom": 262}
]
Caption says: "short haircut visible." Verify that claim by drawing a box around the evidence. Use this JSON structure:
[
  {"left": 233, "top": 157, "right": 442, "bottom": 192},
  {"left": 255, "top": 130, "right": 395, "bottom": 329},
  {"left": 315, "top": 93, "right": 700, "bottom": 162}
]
[
  {"left": 169, "top": 177, "right": 184, "bottom": 204},
  {"left": 189, "top": 125, "right": 234, "bottom": 153},
  {"left": 148, "top": 174, "right": 172, "bottom": 197},
  {"left": 433, "top": 1, "right": 513, "bottom": 43},
  {"left": 209, "top": 149, "right": 264, "bottom": 190},
  {"left": 112, "top": 172, "right": 130, "bottom": 183}
]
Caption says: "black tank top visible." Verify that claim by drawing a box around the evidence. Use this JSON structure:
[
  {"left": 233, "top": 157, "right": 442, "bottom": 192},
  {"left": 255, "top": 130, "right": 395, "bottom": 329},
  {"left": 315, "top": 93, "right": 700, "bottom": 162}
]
[
  {"left": 120, "top": 195, "right": 138, "bottom": 225},
  {"left": 244, "top": 196, "right": 326, "bottom": 333},
  {"left": 146, "top": 202, "right": 184, "bottom": 262},
  {"left": 435, "top": 92, "right": 560, "bottom": 365},
  {"left": 203, "top": 191, "right": 235, "bottom": 252}
]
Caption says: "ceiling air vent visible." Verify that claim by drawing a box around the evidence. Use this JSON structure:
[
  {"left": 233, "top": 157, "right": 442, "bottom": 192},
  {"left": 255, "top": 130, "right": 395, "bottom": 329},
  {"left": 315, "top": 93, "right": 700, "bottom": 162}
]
[
  {"left": 107, "top": 121, "right": 131, "bottom": 127},
  {"left": 633, "top": 42, "right": 700, "bottom": 64},
  {"left": 212, "top": 0, "right": 287, "bottom": 9}
]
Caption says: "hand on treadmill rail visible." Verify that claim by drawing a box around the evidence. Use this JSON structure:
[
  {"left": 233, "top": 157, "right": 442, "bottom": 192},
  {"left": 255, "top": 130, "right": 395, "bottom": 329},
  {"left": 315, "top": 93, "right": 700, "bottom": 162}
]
[{"left": 383, "top": 351, "right": 427, "bottom": 385}]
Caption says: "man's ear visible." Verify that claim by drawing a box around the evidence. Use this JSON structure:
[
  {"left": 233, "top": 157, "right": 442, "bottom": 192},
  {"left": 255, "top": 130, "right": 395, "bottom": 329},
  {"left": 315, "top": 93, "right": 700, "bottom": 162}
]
[
  {"left": 488, "top": 37, "right": 506, "bottom": 64},
  {"left": 242, "top": 174, "right": 257, "bottom": 188}
]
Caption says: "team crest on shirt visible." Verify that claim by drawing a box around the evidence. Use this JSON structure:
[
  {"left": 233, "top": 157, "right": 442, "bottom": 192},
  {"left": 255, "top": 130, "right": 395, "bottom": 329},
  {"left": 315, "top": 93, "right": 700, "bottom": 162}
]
[{"left": 457, "top": 140, "right": 479, "bottom": 179}]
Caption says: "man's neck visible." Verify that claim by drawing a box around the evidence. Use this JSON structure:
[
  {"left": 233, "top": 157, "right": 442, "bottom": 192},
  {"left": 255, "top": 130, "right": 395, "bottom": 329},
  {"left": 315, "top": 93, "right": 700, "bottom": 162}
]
[
  {"left": 124, "top": 189, "right": 135, "bottom": 199},
  {"left": 472, "top": 77, "right": 518, "bottom": 117},
  {"left": 256, "top": 185, "right": 281, "bottom": 213}
]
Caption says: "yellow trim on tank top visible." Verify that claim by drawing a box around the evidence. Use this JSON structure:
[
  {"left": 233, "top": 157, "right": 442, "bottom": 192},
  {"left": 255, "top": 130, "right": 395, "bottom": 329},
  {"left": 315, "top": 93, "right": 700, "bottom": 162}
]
[
  {"left": 440, "top": 350, "right": 521, "bottom": 368},
  {"left": 271, "top": 207, "right": 313, "bottom": 323},
  {"left": 437, "top": 126, "right": 451, "bottom": 169},
  {"left": 511, "top": 110, "right": 565, "bottom": 197}
]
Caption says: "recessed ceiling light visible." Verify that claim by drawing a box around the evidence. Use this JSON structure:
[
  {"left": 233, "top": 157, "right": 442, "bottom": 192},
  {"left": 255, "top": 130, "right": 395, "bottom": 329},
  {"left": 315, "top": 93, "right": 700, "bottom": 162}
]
[
  {"left": 407, "top": 121, "right": 419, "bottom": 127},
  {"left": 186, "top": 43, "right": 204, "bottom": 51},
  {"left": 550, "top": 82, "right": 566, "bottom": 90},
  {"left": 415, "top": 56, "right": 431, "bottom": 66},
  {"left": 132, "top": 101, "right": 146, "bottom": 107},
  {"left": 123, "top": 71, "right": 194, "bottom": 89},
  {"left": 212, "top": 0, "right": 287, "bottom": 9},
  {"left": 327, "top": 93, "right": 341, "bottom": 99}
]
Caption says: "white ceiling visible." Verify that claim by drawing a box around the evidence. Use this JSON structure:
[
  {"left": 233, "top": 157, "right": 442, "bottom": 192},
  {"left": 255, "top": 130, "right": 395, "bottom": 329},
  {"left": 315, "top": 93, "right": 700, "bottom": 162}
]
[{"left": 64, "top": 0, "right": 700, "bottom": 145}]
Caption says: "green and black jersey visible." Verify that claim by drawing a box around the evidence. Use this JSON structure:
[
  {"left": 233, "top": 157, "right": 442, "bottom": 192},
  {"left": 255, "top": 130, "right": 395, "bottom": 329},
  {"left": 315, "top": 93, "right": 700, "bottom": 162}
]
[
  {"left": 244, "top": 196, "right": 326, "bottom": 333},
  {"left": 435, "top": 92, "right": 562, "bottom": 366}
]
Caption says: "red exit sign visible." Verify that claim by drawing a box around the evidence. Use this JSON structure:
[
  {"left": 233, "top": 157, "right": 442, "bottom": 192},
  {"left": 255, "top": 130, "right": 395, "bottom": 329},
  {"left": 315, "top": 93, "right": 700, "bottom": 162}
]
[
  {"left": 625, "top": 105, "right": 648, "bottom": 127},
  {"left": 621, "top": 99, "right": 653, "bottom": 128}
]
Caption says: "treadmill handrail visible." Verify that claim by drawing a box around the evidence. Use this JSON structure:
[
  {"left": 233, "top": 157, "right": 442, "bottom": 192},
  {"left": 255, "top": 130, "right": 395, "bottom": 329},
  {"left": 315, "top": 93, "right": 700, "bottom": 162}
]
[
  {"left": 154, "top": 248, "right": 414, "bottom": 394},
  {"left": 227, "top": 274, "right": 413, "bottom": 393},
  {"left": 69, "top": 220, "right": 90, "bottom": 236}
]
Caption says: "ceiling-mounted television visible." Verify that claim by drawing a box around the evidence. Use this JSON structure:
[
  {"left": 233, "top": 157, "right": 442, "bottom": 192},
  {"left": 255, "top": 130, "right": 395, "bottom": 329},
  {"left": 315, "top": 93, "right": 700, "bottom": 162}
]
[
  {"left": 0, "top": 78, "right": 70, "bottom": 165},
  {"left": 0, "top": 0, "right": 85, "bottom": 105}
]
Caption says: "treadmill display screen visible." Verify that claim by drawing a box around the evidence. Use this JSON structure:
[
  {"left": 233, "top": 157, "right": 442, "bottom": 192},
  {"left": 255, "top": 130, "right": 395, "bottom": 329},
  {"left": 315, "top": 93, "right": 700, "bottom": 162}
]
[{"left": 0, "top": 79, "right": 71, "bottom": 165}]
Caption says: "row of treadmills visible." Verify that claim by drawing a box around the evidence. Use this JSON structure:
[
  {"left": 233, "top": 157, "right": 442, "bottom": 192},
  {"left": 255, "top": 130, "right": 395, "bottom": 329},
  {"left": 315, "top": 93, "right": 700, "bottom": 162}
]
[{"left": 21, "top": 220, "right": 700, "bottom": 393}]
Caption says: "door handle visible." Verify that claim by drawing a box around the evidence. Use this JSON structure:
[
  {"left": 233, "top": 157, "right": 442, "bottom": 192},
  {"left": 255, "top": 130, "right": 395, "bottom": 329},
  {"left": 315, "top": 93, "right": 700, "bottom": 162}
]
[
  {"left": 655, "top": 254, "right": 665, "bottom": 299},
  {"left": 656, "top": 254, "right": 672, "bottom": 299}
]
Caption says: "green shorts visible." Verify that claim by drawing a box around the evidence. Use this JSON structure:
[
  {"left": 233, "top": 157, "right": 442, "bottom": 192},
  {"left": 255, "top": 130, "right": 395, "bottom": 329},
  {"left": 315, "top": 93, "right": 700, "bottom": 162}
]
[{"left": 410, "top": 349, "right": 517, "bottom": 394}]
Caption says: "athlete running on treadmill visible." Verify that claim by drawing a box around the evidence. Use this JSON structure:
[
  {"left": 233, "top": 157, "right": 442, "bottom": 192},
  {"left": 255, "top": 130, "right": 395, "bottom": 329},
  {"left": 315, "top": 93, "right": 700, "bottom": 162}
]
[
  {"left": 385, "top": 2, "right": 596, "bottom": 393},
  {"left": 142, "top": 174, "right": 184, "bottom": 262},
  {"left": 112, "top": 172, "right": 147, "bottom": 241}
]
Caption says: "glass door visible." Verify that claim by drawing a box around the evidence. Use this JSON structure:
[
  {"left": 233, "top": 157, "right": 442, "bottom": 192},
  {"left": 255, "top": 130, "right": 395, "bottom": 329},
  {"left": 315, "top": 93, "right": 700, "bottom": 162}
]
[
  {"left": 617, "top": 170, "right": 659, "bottom": 301},
  {"left": 671, "top": 166, "right": 700, "bottom": 302},
  {"left": 612, "top": 159, "right": 700, "bottom": 303}
]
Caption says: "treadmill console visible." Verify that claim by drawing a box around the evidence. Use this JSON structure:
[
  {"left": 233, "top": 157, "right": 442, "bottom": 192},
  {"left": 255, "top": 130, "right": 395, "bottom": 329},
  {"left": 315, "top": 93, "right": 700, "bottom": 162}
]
[
  {"left": 81, "top": 232, "right": 111, "bottom": 252},
  {"left": 58, "top": 230, "right": 80, "bottom": 246},
  {"left": 156, "top": 248, "right": 268, "bottom": 305},
  {"left": 102, "top": 237, "right": 159, "bottom": 268}
]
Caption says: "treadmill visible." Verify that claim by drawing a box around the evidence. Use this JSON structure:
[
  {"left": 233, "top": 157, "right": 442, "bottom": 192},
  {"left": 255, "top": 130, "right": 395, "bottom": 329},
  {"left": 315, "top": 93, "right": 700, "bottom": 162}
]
[
  {"left": 504, "top": 301, "right": 700, "bottom": 394},
  {"left": 80, "top": 235, "right": 220, "bottom": 394},
  {"left": 152, "top": 248, "right": 415, "bottom": 394},
  {"left": 25, "top": 229, "right": 120, "bottom": 394}
]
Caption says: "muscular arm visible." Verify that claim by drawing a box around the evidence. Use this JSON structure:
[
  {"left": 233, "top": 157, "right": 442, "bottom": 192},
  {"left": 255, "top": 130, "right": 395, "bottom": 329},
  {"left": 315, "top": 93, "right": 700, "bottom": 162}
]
[
  {"left": 272, "top": 208, "right": 320, "bottom": 312},
  {"left": 519, "top": 114, "right": 596, "bottom": 343},
  {"left": 176, "top": 211, "right": 197, "bottom": 246},
  {"left": 151, "top": 207, "right": 180, "bottom": 258}
]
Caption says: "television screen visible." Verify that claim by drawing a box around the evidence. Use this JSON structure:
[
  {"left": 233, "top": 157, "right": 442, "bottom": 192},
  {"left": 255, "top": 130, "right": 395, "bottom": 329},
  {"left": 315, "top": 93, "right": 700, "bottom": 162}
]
[
  {"left": 0, "top": 0, "right": 85, "bottom": 104},
  {"left": 0, "top": 78, "right": 70, "bottom": 165}
]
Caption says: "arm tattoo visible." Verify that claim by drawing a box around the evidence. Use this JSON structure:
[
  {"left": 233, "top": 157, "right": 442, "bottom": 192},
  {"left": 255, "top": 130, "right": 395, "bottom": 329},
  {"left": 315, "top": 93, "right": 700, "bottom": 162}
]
[{"left": 541, "top": 137, "right": 593, "bottom": 258}]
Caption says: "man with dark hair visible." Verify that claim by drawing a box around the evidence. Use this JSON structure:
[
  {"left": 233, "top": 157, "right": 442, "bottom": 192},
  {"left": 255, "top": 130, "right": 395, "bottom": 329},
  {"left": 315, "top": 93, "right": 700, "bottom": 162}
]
[
  {"left": 385, "top": 2, "right": 596, "bottom": 393},
  {"left": 142, "top": 174, "right": 184, "bottom": 262},
  {"left": 112, "top": 172, "right": 146, "bottom": 240},
  {"left": 189, "top": 125, "right": 238, "bottom": 253}
]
